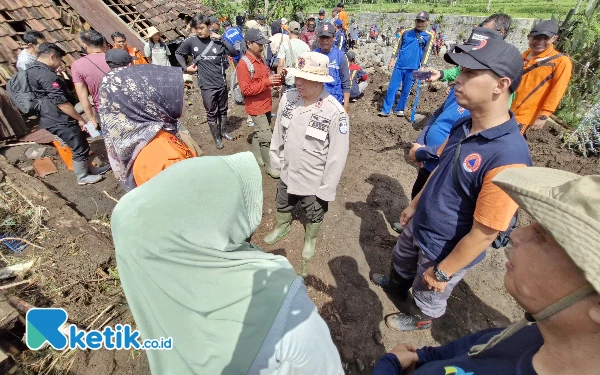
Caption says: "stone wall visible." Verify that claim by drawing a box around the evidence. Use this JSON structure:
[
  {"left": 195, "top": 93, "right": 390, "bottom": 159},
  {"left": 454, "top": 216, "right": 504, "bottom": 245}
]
[{"left": 355, "top": 12, "right": 537, "bottom": 52}]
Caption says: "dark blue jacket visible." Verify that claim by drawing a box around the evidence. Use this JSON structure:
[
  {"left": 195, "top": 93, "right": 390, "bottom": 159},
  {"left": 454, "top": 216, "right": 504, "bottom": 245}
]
[{"left": 373, "top": 325, "right": 543, "bottom": 375}]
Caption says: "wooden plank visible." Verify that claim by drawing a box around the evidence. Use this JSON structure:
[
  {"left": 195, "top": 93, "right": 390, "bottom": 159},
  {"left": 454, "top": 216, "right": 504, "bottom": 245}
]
[{"left": 64, "top": 0, "right": 145, "bottom": 51}]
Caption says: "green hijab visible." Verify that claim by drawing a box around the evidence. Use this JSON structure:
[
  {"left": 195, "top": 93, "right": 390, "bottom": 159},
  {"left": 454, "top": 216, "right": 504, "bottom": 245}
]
[{"left": 112, "top": 152, "right": 297, "bottom": 374}]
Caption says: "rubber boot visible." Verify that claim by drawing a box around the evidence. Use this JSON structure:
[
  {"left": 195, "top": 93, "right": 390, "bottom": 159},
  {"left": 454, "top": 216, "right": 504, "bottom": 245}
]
[
  {"left": 371, "top": 263, "right": 414, "bottom": 300},
  {"left": 73, "top": 160, "right": 102, "bottom": 185},
  {"left": 87, "top": 159, "right": 111, "bottom": 175},
  {"left": 208, "top": 121, "right": 223, "bottom": 149},
  {"left": 264, "top": 212, "right": 292, "bottom": 245},
  {"left": 260, "top": 142, "right": 280, "bottom": 179},
  {"left": 220, "top": 116, "right": 234, "bottom": 141},
  {"left": 301, "top": 221, "right": 322, "bottom": 277},
  {"left": 251, "top": 132, "right": 264, "bottom": 166}
]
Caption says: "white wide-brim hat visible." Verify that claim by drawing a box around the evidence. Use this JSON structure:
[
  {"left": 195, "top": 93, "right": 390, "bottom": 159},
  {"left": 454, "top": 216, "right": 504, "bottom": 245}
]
[
  {"left": 146, "top": 26, "right": 160, "bottom": 39},
  {"left": 493, "top": 167, "right": 600, "bottom": 292},
  {"left": 286, "top": 51, "right": 334, "bottom": 83}
]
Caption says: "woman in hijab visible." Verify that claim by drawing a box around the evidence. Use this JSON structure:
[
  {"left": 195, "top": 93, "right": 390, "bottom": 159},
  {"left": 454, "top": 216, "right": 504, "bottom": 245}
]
[
  {"left": 99, "top": 64, "right": 200, "bottom": 191},
  {"left": 112, "top": 152, "right": 344, "bottom": 375}
]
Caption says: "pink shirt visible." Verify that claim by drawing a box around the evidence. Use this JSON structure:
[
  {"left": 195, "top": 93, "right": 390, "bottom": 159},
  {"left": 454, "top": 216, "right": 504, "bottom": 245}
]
[{"left": 71, "top": 53, "right": 111, "bottom": 111}]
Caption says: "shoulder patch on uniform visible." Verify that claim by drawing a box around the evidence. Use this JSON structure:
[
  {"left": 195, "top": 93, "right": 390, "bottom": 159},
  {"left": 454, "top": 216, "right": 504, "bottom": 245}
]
[
  {"left": 463, "top": 153, "right": 482, "bottom": 173},
  {"left": 339, "top": 115, "right": 348, "bottom": 134}
]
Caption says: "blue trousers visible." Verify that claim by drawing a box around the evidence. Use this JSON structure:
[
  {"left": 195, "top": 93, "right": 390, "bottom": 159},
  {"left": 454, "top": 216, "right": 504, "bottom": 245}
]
[{"left": 382, "top": 68, "right": 415, "bottom": 114}]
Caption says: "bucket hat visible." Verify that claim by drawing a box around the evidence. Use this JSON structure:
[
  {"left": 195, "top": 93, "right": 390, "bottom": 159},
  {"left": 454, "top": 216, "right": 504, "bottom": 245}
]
[{"left": 286, "top": 52, "right": 334, "bottom": 83}]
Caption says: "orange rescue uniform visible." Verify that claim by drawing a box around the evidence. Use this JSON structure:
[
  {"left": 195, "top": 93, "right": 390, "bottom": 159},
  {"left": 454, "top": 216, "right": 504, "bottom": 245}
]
[
  {"left": 511, "top": 46, "right": 572, "bottom": 133},
  {"left": 133, "top": 130, "right": 196, "bottom": 186},
  {"left": 125, "top": 45, "right": 148, "bottom": 65}
]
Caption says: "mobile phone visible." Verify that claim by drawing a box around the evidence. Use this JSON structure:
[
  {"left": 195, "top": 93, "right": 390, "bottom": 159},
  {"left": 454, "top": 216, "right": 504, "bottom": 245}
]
[{"left": 412, "top": 70, "right": 432, "bottom": 80}]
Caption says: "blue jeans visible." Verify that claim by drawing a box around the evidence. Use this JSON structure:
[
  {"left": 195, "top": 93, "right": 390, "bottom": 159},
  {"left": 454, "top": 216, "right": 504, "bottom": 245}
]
[{"left": 382, "top": 67, "right": 415, "bottom": 114}]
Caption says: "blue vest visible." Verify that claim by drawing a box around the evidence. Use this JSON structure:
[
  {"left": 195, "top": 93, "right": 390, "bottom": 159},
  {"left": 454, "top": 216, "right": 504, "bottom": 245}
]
[
  {"left": 315, "top": 48, "right": 345, "bottom": 104},
  {"left": 223, "top": 27, "right": 244, "bottom": 62}
]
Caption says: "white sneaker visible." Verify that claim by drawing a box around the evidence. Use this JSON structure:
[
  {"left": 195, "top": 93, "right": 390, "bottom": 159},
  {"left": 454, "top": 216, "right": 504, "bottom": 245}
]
[
  {"left": 394, "top": 111, "right": 405, "bottom": 117},
  {"left": 247, "top": 120, "right": 255, "bottom": 127}
]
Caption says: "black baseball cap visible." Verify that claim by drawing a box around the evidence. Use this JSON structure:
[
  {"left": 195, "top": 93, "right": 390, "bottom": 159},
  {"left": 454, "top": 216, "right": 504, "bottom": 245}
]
[
  {"left": 346, "top": 50, "right": 356, "bottom": 61},
  {"left": 317, "top": 22, "right": 336, "bottom": 37},
  {"left": 257, "top": 14, "right": 265, "bottom": 20},
  {"left": 465, "top": 27, "right": 503, "bottom": 44},
  {"left": 222, "top": 20, "right": 231, "bottom": 27},
  {"left": 105, "top": 48, "right": 133, "bottom": 66},
  {"left": 244, "top": 28, "right": 270, "bottom": 44},
  {"left": 445, "top": 38, "right": 523, "bottom": 92},
  {"left": 530, "top": 20, "right": 559, "bottom": 37},
  {"left": 208, "top": 16, "right": 220, "bottom": 24},
  {"left": 319, "top": 9, "right": 325, "bottom": 14},
  {"left": 415, "top": 11, "right": 429, "bottom": 21}
]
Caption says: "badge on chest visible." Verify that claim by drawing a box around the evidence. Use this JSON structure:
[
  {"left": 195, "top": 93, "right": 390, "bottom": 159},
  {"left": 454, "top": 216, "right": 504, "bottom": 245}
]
[{"left": 306, "top": 114, "right": 330, "bottom": 141}]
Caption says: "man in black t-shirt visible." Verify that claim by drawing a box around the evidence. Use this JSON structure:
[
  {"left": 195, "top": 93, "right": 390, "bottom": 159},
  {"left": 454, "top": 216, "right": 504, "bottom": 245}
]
[
  {"left": 176, "top": 14, "right": 237, "bottom": 149},
  {"left": 28, "top": 43, "right": 110, "bottom": 185}
]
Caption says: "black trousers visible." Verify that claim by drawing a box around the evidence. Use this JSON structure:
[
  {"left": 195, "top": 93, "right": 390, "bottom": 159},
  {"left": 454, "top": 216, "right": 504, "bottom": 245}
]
[
  {"left": 411, "top": 167, "right": 432, "bottom": 199},
  {"left": 46, "top": 121, "right": 90, "bottom": 162},
  {"left": 276, "top": 180, "right": 329, "bottom": 223},
  {"left": 201, "top": 86, "right": 228, "bottom": 122}
]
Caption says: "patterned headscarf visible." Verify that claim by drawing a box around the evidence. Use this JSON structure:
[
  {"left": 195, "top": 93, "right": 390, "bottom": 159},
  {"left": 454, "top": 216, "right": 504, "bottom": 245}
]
[{"left": 99, "top": 64, "right": 184, "bottom": 190}]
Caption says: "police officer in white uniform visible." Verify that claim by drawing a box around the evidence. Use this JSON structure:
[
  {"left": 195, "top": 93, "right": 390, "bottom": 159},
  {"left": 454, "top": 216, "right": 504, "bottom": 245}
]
[{"left": 265, "top": 52, "right": 350, "bottom": 276}]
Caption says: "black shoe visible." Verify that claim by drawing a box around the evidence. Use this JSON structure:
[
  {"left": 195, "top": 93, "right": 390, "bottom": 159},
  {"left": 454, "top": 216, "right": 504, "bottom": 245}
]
[
  {"left": 370, "top": 267, "right": 412, "bottom": 300},
  {"left": 385, "top": 312, "right": 433, "bottom": 332},
  {"left": 371, "top": 273, "right": 412, "bottom": 301},
  {"left": 220, "top": 116, "right": 234, "bottom": 141}
]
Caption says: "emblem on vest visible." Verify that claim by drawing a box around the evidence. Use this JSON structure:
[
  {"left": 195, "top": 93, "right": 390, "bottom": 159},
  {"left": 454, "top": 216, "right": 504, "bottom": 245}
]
[
  {"left": 463, "top": 153, "right": 482, "bottom": 173},
  {"left": 308, "top": 114, "right": 330, "bottom": 132}
]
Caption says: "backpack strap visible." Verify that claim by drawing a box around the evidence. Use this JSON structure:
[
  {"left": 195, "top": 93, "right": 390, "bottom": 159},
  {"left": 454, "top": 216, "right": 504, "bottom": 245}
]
[
  {"left": 240, "top": 55, "right": 255, "bottom": 79},
  {"left": 83, "top": 56, "right": 109, "bottom": 74},
  {"left": 522, "top": 53, "right": 564, "bottom": 74},
  {"left": 514, "top": 54, "right": 566, "bottom": 112}
]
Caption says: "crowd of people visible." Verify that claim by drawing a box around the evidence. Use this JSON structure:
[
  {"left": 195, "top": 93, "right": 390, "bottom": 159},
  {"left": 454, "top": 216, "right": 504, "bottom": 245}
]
[{"left": 7, "top": 4, "right": 599, "bottom": 375}]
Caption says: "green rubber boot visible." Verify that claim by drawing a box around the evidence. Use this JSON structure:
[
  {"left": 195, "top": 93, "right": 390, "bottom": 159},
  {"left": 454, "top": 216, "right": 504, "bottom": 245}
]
[
  {"left": 264, "top": 212, "right": 292, "bottom": 245},
  {"left": 260, "top": 142, "right": 280, "bottom": 179},
  {"left": 301, "top": 221, "right": 323, "bottom": 277}
]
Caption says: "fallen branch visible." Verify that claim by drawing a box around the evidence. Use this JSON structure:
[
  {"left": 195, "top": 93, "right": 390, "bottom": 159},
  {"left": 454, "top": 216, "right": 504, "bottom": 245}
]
[
  {"left": 85, "top": 303, "right": 115, "bottom": 331},
  {"left": 0, "top": 280, "right": 30, "bottom": 291},
  {"left": 97, "top": 309, "right": 121, "bottom": 330},
  {"left": 0, "top": 237, "right": 44, "bottom": 250},
  {"left": 103, "top": 190, "right": 119, "bottom": 203}
]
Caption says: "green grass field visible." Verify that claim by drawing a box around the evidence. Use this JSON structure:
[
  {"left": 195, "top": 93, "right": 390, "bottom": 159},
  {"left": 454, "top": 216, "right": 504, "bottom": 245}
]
[{"left": 306, "top": 0, "right": 578, "bottom": 19}]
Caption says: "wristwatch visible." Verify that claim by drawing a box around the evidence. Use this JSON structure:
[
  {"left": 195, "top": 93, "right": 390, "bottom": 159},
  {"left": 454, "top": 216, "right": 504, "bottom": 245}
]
[
  {"left": 433, "top": 265, "right": 452, "bottom": 282},
  {"left": 538, "top": 115, "right": 548, "bottom": 120}
]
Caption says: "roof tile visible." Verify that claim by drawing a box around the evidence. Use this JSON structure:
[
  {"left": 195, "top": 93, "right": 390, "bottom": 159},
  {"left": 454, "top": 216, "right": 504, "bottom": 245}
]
[
  {"left": 5, "top": 9, "right": 25, "bottom": 21},
  {"left": 28, "top": 6, "right": 43, "bottom": 19},
  {"left": 0, "top": 23, "right": 15, "bottom": 37},
  {"left": 2, "top": 36, "right": 20, "bottom": 50},
  {"left": 26, "top": 18, "right": 45, "bottom": 32},
  {"left": 45, "top": 5, "right": 60, "bottom": 19}
]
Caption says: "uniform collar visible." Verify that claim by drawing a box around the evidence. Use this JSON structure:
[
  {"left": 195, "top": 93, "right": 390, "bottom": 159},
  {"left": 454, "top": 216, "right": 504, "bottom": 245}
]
[
  {"left": 524, "top": 46, "right": 557, "bottom": 61},
  {"left": 245, "top": 51, "right": 264, "bottom": 64},
  {"left": 463, "top": 111, "right": 519, "bottom": 141},
  {"left": 32, "top": 60, "right": 56, "bottom": 72}
]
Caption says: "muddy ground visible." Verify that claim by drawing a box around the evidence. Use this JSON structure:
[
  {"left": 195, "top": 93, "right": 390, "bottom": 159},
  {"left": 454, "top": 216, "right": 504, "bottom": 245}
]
[{"left": 2, "top": 64, "right": 599, "bottom": 374}]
